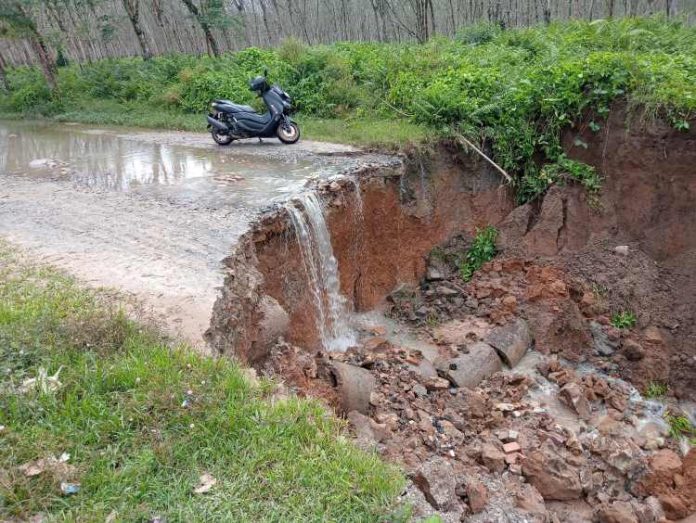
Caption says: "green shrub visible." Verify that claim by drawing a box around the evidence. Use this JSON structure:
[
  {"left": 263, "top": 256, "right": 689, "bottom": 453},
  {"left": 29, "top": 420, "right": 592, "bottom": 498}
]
[
  {"left": 611, "top": 311, "right": 637, "bottom": 329},
  {"left": 456, "top": 22, "right": 503, "bottom": 45},
  {"left": 459, "top": 226, "right": 498, "bottom": 282}
]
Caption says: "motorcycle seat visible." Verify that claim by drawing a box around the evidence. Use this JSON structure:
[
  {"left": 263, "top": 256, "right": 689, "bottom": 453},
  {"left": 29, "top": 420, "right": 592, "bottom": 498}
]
[
  {"left": 235, "top": 111, "right": 273, "bottom": 125},
  {"left": 214, "top": 100, "right": 256, "bottom": 113}
]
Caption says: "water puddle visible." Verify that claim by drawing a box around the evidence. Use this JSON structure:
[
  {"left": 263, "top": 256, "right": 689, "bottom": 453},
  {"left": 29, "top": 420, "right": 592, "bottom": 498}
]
[{"left": 0, "top": 121, "right": 313, "bottom": 210}]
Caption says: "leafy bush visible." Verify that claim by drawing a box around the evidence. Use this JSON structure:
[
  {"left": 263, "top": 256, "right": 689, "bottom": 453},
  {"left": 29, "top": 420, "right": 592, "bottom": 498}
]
[
  {"left": 459, "top": 226, "right": 498, "bottom": 282},
  {"left": 611, "top": 311, "right": 637, "bottom": 329}
]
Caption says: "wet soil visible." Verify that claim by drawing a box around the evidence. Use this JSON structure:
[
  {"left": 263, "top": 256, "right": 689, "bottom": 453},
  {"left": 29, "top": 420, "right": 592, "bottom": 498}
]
[{"left": 0, "top": 120, "right": 396, "bottom": 347}]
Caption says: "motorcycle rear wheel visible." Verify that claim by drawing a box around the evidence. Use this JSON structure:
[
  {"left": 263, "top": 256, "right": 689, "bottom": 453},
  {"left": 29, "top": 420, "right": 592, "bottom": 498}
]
[
  {"left": 211, "top": 130, "right": 234, "bottom": 146},
  {"left": 277, "top": 122, "right": 300, "bottom": 144}
]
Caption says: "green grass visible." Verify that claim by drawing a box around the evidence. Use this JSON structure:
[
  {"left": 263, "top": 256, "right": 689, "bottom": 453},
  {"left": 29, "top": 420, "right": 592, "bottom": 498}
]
[
  {"left": 458, "top": 226, "right": 498, "bottom": 282},
  {"left": 1, "top": 17, "right": 694, "bottom": 200},
  {"left": 644, "top": 381, "right": 669, "bottom": 399},
  {"left": 610, "top": 311, "right": 637, "bottom": 329},
  {"left": 0, "top": 244, "right": 404, "bottom": 522},
  {"left": 664, "top": 411, "right": 696, "bottom": 444}
]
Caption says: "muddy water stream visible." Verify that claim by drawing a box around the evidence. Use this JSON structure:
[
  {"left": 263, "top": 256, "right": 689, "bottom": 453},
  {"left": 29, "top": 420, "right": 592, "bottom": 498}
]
[{"left": 0, "top": 120, "right": 383, "bottom": 348}]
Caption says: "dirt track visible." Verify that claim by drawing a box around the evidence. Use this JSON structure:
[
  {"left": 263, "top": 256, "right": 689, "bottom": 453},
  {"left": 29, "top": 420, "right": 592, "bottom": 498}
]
[{"left": 0, "top": 121, "right": 396, "bottom": 348}]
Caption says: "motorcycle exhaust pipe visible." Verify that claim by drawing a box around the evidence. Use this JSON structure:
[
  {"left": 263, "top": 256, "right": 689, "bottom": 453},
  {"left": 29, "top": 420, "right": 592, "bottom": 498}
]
[{"left": 207, "top": 115, "right": 229, "bottom": 132}]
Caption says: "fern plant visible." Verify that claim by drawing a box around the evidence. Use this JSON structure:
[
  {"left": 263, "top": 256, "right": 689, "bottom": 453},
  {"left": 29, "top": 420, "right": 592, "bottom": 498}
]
[{"left": 459, "top": 226, "right": 498, "bottom": 282}]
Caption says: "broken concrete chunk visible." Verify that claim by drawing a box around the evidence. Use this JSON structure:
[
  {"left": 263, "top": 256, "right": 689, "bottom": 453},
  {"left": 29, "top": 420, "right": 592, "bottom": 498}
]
[
  {"left": 323, "top": 361, "right": 375, "bottom": 415},
  {"left": 484, "top": 317, "right": 532, "bottom": 367},
  {"left": 412, "top": 457, "right": 458, "bottom": 511},
  {"left": 442, "top": 342, "right": 502, "bottom": 389}
]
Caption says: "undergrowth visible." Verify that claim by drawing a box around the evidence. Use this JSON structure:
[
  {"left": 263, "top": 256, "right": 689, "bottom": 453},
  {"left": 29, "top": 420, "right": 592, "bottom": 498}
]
[
  {"left": 0, "top": 244, "right": 404, "bottom": 521},
  {"left": 644, "top": 381, "right": 668, "bottom": 399},
  {"left": 611, "top": 310, "right": 637, "bottom": 329},
  {"left": 664, "top": 411, "right": 696, "bottom": 444},
  {"left": 1, "top": 17, "right": 695, "bottom": 201},
  {"left": 459, "top": 226, "right": 498, "bottom": 282}
]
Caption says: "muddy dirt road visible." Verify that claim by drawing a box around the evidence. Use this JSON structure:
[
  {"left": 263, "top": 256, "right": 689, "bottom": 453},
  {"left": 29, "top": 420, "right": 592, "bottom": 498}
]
[{"left": 0, "top": 120, "right": 395, "bottom": 349}]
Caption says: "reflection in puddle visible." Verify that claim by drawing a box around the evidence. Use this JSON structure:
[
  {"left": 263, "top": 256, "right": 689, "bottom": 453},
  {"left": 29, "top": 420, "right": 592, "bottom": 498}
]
[{"left": 0, "top": 121, "right": 313, "bottom": 209}]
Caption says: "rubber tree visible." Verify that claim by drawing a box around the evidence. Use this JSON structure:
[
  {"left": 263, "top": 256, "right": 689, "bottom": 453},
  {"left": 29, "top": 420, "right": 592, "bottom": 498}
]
[
  {"left": 0, "top": 50, "right": 9, "bottom": 91},
  {"left": 180, "top": 0, "right": 221, "bottom": 57},
  {"left": 122, "top": 0, "right": 153, "bottom": 59},
  {"left": 0, "top": 1, "right": 57, "bottom": 89}
]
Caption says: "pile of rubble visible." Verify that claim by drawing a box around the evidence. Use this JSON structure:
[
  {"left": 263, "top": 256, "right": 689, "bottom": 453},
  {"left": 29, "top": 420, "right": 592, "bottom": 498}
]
[{"left": 260, "top": 243, "right": 695, "bottom": 521}]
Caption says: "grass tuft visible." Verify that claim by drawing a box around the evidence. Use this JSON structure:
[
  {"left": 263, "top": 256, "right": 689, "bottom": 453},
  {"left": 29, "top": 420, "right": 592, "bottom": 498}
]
[{"left": 644, "top": 381, "right": 668, "bottom": 399}]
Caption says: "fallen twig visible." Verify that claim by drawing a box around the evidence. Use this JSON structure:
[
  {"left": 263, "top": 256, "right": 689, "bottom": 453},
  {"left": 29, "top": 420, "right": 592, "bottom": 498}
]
[{"left": 454, "top": 134, "right": 513, "bottom": 184}]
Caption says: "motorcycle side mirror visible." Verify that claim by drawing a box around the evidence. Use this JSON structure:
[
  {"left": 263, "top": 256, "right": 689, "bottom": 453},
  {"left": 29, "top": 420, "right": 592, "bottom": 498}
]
[{"left": 263, "top": 67, "right": 269, "bottom": 78}]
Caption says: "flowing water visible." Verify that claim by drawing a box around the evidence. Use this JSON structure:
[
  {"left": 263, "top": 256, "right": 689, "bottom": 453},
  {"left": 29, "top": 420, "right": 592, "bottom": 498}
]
[{"left": 286, "top": 192, "right": 356, "bottom": 351}]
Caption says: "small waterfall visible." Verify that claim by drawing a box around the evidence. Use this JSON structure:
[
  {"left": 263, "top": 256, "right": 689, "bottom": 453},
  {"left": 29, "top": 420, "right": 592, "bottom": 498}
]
[
  {"left": 349, "top": 177, "right": 364, "bottom": 221},
  {"left": 285, "top": 192, "right": 356, "bottom": 351}
]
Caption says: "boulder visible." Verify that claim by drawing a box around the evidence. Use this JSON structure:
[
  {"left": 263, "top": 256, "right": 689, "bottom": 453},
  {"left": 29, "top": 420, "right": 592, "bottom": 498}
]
[
  {"left": 559, "top": 382, "right": 592, "bottom": 420},
  {"left": 522, "top": 442, "right": 583, "bottom": 500},
  {"left": 497, "top": 204, "right": 533, "bottom": 251},
  {"left": 258, "top": 295, "right": 290, "bottom": 347},
  {"left": 441, "top": 342, "right": 502, "bottom": 389},
  {"left": 484, "top": 317, "right": 532, "bottom": 367},
  {"left": 623, "top": 339, "right": 645, "bottom": 361},
  {"left": 413, "top": 457, "right": 458, "bottom": 511},
  {"left": 322, "top": 361, "right": 375, "bottom": 415},
  {"left": 591, "top": 321, "right": 619, "bottom": 357}
]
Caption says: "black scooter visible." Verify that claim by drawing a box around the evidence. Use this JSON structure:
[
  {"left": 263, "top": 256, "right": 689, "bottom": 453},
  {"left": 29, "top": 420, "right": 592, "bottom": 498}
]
[{"left": 206, "top": 72, "right": 300, "bottom": 145}]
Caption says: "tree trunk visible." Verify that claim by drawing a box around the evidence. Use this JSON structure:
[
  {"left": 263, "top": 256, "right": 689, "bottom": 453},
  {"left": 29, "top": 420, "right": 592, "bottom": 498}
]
[
  {"left": 0, "top": 51, "right": 9, "bottom": 92},
  {"left": 543, "top": 0, "right": 552, "bottom": 24},
  {"left": 122, "top": 0, "right": 153, "bottom": 60},
  {"left": 608, "top": 0, "right": 615, "bottom": 17},
  {"left": 258, "top": 0, "right": 273, "bottom": 45},
  {"left": 180, "top": 0, "right": 221, "bottom": 57},
  {"left": 29, "top": 35, "right": 58, "bottom": 90}
]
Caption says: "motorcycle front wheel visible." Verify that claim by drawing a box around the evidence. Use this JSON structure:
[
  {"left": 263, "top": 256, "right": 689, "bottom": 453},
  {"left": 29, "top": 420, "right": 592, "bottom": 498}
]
[
  {"left": 211, "top": 130, "right": 234, "bottom": 146},
  {"left": 277, "top": 122, "right": 300, "bottom": 144}
]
